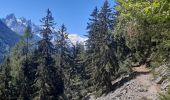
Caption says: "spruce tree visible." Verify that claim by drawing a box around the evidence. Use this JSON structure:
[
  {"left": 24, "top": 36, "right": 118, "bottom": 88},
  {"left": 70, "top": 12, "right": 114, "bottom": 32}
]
[
  {"left": 86, "top": 7, "right": 99, "bottom": 53},
  {"left": 17, "top": 26, "right": 37, "bottom": 100},
  {"left": 0, "top": 58, "right": 13, "bottom": 100},
  {"left": 36, "top": 9, "right": 64, "bottom": 100},
  {"left": 86, "top": 1, "right": 119, "bottom": 95},
  {"left": 74, "top": 42, "right": 86, "bottom": 76},
  {"left": 85, "top": 7, "right": 99, "bottom": 87},
  {"left": 54, "top": 24, "right": 75, "bottom": 99},
  {"left": 72, "top": 42, "right": 88, "bottom": 99},
  {"left": 0, "top": 57, "right": 21, "bottom": 100}
]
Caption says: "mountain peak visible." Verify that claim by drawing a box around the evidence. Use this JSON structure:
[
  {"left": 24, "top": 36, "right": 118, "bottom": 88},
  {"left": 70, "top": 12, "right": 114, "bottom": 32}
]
[
  {"left": 6, "top": 13, "right": 16, "bottom": 20},
  {"left": 2, "top": 14, "right": 40, "bottom": 35}
]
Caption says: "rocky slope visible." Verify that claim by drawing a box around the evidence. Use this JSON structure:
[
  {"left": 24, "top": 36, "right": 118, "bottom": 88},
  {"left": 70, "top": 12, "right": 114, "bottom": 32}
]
[
  {"left": 88, "top": 65, "right": 170, "bottom": 100},
  {"left": 94, "top": 73, "right": 159, "bottom": 100},
  {"left": 0, "top": 20, "right": 19, "bottom": 62}
]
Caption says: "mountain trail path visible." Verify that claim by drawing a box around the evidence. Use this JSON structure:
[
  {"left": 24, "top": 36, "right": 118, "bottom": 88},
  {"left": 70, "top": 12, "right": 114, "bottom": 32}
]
[
  {"left": 133, "top": 65, "right": 161, "bottom": 95},
  {"left": 92, "top": 65, "right": 161, "bottom": 100}
]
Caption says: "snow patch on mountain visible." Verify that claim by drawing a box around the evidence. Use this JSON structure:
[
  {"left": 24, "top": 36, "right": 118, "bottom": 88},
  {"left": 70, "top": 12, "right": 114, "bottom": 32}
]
[{"left": 68, "top": 34, "right": 87, "bottom": 45}]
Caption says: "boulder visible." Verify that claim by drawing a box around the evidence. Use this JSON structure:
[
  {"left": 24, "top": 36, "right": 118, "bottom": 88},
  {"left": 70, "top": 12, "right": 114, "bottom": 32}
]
[
  {"left": 155, "top": 76, "right": 163, "bottom": 84},
  {"left": 161, "top": 79, "right": 170, "bottom": 90}
]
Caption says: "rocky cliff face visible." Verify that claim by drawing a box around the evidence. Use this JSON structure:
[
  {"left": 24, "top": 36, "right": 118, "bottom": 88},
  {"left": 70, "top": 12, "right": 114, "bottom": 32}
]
[
  {"left": 2, "top": 14, "right": 41, "bottom": 41},
  {"left": 2, "top": 14, "right": 40, "bottom": 36},
  {"left": 0, "top": 20, "right": 19, "bottom": 62}
]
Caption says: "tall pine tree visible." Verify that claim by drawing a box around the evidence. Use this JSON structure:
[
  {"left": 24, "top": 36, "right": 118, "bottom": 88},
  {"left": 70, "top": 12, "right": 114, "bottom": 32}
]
[
  {"left": 17, "top": 26, "right": 38, "bottom": 100},
  {"left": 86, "top": 1, "right": 119, "bottom": 95},
  {"left": 54, "top": 24, "right": 75, "bottom": 99},
  {"left": 35, "top": 9, "right": 64, "bottom": 100},
  {"left": 0, "top": 58, "right": 15, "bottom": 100}
]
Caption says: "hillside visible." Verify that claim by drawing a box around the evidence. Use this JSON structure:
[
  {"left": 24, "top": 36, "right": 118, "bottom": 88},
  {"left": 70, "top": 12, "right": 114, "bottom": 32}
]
[
  {"left": 87, "top": 65, "right": 170, "bottom": 100},
  {"left": 0, "top": 20, "right": 19, "bottom": 62}
]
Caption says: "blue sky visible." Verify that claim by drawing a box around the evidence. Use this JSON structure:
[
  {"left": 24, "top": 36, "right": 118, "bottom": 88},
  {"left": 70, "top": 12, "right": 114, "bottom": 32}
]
[{"left": 0, "top": 0, "right": 114, "bottom": 36}]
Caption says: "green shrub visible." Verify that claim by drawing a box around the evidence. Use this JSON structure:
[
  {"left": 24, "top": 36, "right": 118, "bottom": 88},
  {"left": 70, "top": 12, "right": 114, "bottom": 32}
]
[{"left": 159, "top": 86, "right": 170, "bottom": 100}]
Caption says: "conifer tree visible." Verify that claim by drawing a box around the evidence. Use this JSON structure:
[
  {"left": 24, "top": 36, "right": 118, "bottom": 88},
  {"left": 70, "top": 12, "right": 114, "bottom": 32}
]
[
  {"left": 36, "top": 9, "right": 64, "bottom": 100},
  {"left": 17, "top": 26, "right": 38, "bottom": 100},
  {"left": 72, "top": 42, "right": 88, "bottom": 99},
  {"left": 86, "top": 7, "right": 99, "bottom": 53},
  {"left": 86, "top": 1, "right": 119, "bottom": 95},
  {"left": 85, "top": 7, "right": 99, "bottom": 86},
  {"left": 0, "top": 58, "right": 13, "bottom": 100},
  {"left": 2, "top": 26, "right": 36, "bottom": 100},
  {"left": 74, "top": 42, "right": 86, "bottom": 76},
  {"left": 54, "top": 24, "right": 75, "bottom": 99},
  {"left": 0, "top": 57, "right": 21, "bottom": 100}
]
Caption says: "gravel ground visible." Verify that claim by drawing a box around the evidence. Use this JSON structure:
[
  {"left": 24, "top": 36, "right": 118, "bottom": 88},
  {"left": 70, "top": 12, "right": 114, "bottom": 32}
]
[{"left": 89, "top": 65, "right": 161, "bottom": 100}]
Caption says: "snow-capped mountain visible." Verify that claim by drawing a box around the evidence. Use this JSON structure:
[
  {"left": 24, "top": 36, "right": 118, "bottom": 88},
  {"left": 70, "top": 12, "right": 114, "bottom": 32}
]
[
  {"left": 2, "top": 14, "right": 40, "bottom": 35},
  {"left": 0, "top": 20, "right": 20, "bottom": 63},
  {"left": 68, "top": 34, "right": 87, "bottom": 45},
  {"left": 2, "top": 14, "right": 87, "bottom": 45}
]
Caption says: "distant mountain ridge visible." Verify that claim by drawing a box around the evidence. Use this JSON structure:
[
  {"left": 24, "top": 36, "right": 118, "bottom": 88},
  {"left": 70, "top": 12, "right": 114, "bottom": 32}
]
[
  {"left": 2, "top": 14, "right": 87, "bottom": 45},
  {"left": 0, "top": 14, "right": 87, "bottom": 63},
  {"left": 68, "top": 34, "right": 87, "bottom": 45}
]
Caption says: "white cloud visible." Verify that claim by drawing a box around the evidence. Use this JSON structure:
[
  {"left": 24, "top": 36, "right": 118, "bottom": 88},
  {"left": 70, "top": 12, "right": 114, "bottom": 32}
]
[{"left": 68, "top": 34, "right": 88, "bottom": 45}]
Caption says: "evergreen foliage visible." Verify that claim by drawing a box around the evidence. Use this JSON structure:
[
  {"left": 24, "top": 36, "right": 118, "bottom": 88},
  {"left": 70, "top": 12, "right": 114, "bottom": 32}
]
[
  {"left": 35, "top": 9, "right": 64, "bottom": 100},
  {"left": 0, "top": 58, "right": 16, "bottom": 100},
  {"left": 85, "top": 0, "right": 121, "bottom": 95}
]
